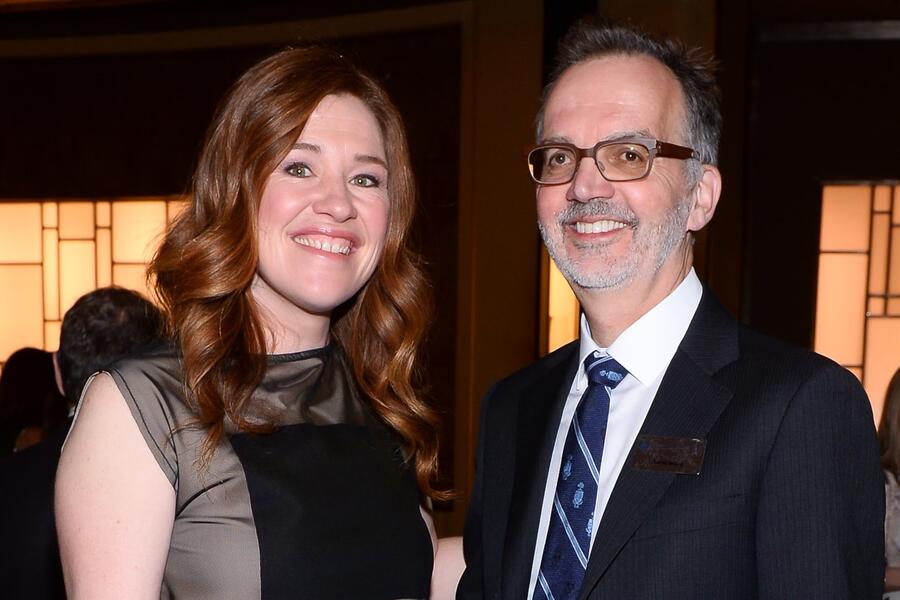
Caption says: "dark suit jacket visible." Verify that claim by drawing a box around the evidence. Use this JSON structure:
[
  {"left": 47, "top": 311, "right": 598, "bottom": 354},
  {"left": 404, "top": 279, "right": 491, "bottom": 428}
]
[
  {"left": 0, "top": 420, "right": 69, "bottom": 600},
  {"left": 458, "top": 290, "right": 884, "bottom": 599}
]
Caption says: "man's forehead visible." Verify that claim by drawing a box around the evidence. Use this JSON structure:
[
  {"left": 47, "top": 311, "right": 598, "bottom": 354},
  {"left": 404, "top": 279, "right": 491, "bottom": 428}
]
[{"left": 542, "top": 54, "right": 684, "bottom": 141}]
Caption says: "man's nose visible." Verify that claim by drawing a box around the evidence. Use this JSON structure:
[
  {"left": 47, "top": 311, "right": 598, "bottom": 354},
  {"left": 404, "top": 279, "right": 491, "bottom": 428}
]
[{"left": 567, "top": 156, "right": 614, "bottom": 202}]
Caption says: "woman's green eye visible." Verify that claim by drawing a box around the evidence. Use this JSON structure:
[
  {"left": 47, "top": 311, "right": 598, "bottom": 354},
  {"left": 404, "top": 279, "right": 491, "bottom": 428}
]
[
  {"left": 352, "top": 175, "right": 380, "bottom": 188},
  {"left": 285, "top": 163, "right": 312, "bottom": 177}
]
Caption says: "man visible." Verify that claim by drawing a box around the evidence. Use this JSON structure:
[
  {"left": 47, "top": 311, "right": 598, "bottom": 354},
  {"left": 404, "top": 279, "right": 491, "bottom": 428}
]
[
  {"left": 457, "top": 19, "right": 884, "bottom": 599},
  {"left": 0, "top": 287, "right": 162, "bottom": 599}
]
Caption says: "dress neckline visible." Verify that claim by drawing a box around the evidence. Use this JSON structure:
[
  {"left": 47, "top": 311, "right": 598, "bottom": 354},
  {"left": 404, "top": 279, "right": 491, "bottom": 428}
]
[{"left": 266, "top": 344, "right": 332, "bottom": 365}]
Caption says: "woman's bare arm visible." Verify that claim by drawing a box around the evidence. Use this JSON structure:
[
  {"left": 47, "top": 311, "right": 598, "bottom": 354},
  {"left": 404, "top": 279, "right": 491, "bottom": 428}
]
[{"left": 55, "top": 373, "right": 175, "bottom": 599}]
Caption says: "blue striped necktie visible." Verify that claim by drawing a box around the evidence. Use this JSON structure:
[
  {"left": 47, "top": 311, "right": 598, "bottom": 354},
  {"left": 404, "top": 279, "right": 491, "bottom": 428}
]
[{"left": 534, "top": 352, "right": 628, "bottom": 600}]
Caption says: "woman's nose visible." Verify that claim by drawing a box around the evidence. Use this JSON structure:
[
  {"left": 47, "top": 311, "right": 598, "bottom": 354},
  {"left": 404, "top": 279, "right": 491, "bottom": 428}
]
[{"left": 312, "top": 179, "right": 357, "bottom": 221}]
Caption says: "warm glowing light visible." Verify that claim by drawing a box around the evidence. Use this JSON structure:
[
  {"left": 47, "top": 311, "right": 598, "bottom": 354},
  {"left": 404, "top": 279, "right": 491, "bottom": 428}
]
[
  {"left": 0, "top": 197, "right": 184, "bottom": 366},
  {"left": 113, "top": 265, "right": 152, "bottom": 301},
  {"left": 0, "top": 266, "right": 44, "bottom": 360},
  {"left": 891, "top": 227, "right": 900, "bottom": 294},
  {"left": 112, "top": 200, "right": 167, "bottom": 263},
  {"left": 814, "top": 253, "right": 867, "bottom": 365},
  {"left": 59, "top": 240, "right": 97, "bottom": 315},
  {"left": 816, "top": 184, "right": 900, "bottom": 426},
  {"left": 44, "top": 321, "right": 61, "bottom": 353},
  {"left": 870, "top": 214, "right": 890, "bottom": 295},
  {"left": 819, "top": 186, "right": 870, "bottom": 251},
  {"left": 865, "top": 318, "right": 900, "bottom": 424},
  {"left": 43, "top": 229, "right": 59, "bottom": 320},
  {"left": 0, "top": 204, "right": 42, "bottom": 263},
  {"left": 96, "top": 229, "right": 112, "bottom": 287},
  {"left": 547, "top": 260, "right": 579, "bottom": 353},
  {"left": 58, "top": 202, "right": 95, "bottom": 240}
]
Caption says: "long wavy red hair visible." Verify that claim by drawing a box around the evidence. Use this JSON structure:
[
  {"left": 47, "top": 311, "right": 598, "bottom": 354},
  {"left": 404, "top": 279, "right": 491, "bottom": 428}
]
[{"left": 151, "top": 47, "right": 444, "bottom": 499}]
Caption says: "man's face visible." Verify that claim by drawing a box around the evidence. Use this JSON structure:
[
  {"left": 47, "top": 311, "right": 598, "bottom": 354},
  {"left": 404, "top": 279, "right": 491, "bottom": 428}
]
[{"left": 537, "top": 54, "right": 696, "bottom": 292}]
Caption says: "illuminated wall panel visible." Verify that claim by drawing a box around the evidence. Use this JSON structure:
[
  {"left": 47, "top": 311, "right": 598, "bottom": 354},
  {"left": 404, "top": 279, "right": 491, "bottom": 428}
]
[
  {"left": 891, "top": 227, "right": 900, "bottom": 294},
  {"left": 42, "top": 202, "right": 58, "bottom": 228},
  {"left": 819, "top": 186, "right": 870, "bottom": 251},
  {"left": 814, "top": 254, "right": 867, "bottom": 365},
  {"left": 58, "top": 202, "right": 95, "bottom": 239},
  {"left": 0, "top": 203, "right": 42, "bottom": 263},
  {"left": 0, "top": 265, "right": 44, "bottom": 360},
  {"left": 865, "top": 318, "right": 900, "bottom": 424},
  {"left": 895, "top": 185, "right": 900, "bottom": 224},
  {"left": 870, "top": 214, "right": 890, "bottom": 294},
  {"left": 889, "top": 298, "right": 900, "bottom": 316},
  {"left": 96, "top": 201, "right": 111, "bottom": 227},
  {"left": 0, "top": 196, "right": 184, "bottom": 367},
  {"left": 44, "top": 321, "right": 61, "bottom": 353},
  {"left": 547, "top": 260, "right": 579, "bottom": 352},
  {"left": 96, "top": 228, "right": 112, "bottom": 287},
  {"left": 112, "top": 200, "right": 167, "bottom": 263},
  {"left": 59, "top": 240, "right": 96, "bottom": 315},
  {"left": 42, "top": 230, "right": 59, "bottom": 320},
  {"left": 815, "top": 184, "right": 900, "bottom": 425},
  {"left": 112, "top": 264, "right": 151, "bottom": 301}
]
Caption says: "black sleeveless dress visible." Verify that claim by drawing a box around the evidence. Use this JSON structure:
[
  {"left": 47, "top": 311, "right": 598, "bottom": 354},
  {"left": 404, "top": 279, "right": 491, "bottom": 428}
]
[{"left": 105, "top": 344, "right": 432, "bottom": 599}]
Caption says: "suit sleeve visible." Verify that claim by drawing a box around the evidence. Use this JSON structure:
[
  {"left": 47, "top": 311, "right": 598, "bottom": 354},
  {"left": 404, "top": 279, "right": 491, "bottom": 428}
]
[
  {"left": 456, "top": 383, "right": 496, "bottom": 600},
  {"left": 755, "top": 362, "right": 885, "bottom": 599}
]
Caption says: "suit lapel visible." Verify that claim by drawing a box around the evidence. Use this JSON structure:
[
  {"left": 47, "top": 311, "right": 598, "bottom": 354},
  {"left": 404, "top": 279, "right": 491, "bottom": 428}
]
[
  {"left": 501, "top": 343, "right": 580, "bottom": 599},
  {"left": 578, "top": 290, "right": 739, "bottom": 599}
]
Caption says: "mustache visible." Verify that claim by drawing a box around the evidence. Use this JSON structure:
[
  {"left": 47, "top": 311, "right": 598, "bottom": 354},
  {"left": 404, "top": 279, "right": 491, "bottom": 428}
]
[{"left": 555, "top": 199, "right": 637, "bottom": 227}]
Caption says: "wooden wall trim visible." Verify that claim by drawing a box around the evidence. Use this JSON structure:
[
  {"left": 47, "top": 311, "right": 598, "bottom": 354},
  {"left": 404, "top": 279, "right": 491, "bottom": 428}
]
[{"left": 0, "top": 2, "right": 470, "bottom": 56}]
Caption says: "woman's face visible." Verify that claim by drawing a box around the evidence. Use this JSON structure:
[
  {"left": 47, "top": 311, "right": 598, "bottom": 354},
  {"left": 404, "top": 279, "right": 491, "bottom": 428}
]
[{"left": 253, "top": 94, "right": 390, "bottom": 333}]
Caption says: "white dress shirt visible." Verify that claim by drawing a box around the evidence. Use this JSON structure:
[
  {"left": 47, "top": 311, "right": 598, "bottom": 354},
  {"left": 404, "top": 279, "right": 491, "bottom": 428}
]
[{"left": 526, "top": 269, "right": 703, "bottom": 598}]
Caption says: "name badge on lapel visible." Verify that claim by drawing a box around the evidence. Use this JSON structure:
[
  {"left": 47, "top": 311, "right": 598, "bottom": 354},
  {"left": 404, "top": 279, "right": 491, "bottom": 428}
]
[{"left": 632, "top": 435, "right": 706, "bottom": 475}]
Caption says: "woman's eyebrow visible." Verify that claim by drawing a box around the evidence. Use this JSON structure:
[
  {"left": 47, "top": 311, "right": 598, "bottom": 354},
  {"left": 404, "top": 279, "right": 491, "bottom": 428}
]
[
  {"left": 292, "top": 142, "right": 320, "bottom": 152},
  {"left": 355, "top": 154, "right": 387, "bottom": 169}
]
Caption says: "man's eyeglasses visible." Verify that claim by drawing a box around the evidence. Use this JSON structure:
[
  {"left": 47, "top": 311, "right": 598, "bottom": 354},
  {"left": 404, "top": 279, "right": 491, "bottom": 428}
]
[{"left": 526, "top": 137, "right": 697, "bottom": 185}]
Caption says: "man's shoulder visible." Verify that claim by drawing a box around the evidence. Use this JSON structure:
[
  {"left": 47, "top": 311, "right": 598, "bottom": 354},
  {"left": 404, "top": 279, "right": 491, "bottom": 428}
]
[
  {"left": 725, "top": 324, "right": 865, "bottom": 407},
  {"left": 736, "top": 325, "right": 846, "bottom": 374},
  {"left": 691, "top": 289, "right": 850, "bottom": 382}
]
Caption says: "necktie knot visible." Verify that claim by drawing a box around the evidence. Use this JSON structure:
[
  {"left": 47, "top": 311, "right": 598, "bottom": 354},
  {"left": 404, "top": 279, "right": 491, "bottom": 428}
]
[{"left": 584, "top": 353, "right": 628, "bottom": 389}]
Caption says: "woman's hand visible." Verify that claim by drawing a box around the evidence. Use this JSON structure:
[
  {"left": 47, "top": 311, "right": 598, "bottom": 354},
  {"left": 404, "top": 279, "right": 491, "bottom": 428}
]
[{"left": 55, "top": 374, "right": 175, "bottom": 599}]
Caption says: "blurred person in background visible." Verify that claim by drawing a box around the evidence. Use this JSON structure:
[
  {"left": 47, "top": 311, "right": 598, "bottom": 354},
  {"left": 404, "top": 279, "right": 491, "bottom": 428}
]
[
  {"left": 0, "top": 287, "right": 162, "bottom": 600},
  {"left": 0, "top": 347, "right": 67, "bottom": 455},
  {"left": 880, "top": 367, "right": 900, "bottom": 599}
]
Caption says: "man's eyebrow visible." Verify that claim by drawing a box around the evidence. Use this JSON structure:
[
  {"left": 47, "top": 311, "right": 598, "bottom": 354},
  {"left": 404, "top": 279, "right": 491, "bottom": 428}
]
[
  {"left": 539, "top": 135, "right": 573, "bottom": 145},
  {"left": 600, "top": 129, "right": 653, "bottom": 142},
  {"left": 538, "top": 130, "right": 655, "bottom": 146},
  {"left": 355, "top": 154, "right": 388, "bottom": 169}
]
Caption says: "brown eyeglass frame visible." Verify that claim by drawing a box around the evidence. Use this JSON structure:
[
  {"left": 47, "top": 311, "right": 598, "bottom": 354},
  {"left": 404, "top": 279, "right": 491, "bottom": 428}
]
[{"left": 525, "top": 136, "right": 698, "bottom": 184}]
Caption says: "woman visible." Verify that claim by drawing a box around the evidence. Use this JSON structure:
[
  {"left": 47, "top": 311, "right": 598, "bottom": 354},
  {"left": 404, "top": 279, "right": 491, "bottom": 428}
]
[
  {"left": 882, "top": 367, "right": 900, "bottom": 599},
  {"left": 56, "top": 47, "right": 444, "bottom": 599},
  {"left": 0, "top": 347, "right": 68, "bottom": 455}
]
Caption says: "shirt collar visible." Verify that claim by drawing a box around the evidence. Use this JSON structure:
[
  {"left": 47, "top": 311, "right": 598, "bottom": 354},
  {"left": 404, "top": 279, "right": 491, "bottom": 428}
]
[{"left": 577, "top": 269, "right": 703, "bottom": 388}]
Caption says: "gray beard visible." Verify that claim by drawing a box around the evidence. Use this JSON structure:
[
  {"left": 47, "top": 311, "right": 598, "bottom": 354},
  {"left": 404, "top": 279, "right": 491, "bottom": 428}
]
[{"left": 539, "top": 197, "right": 692, "bottom": 290}]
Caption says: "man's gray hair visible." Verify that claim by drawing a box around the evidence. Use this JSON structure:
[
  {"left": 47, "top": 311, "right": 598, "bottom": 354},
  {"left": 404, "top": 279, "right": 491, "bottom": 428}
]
[{"left": 536, "top": 18, "right": 722, "bottom": 183}]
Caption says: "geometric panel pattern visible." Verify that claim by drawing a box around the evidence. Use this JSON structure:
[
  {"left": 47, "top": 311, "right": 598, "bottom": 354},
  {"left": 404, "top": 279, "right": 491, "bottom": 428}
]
[
  {"left": 815, "top": 184, "right": 900, "bottom": 424},
  {"left": 0, "top": 197, "right": 185, "bottom": 371}
]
